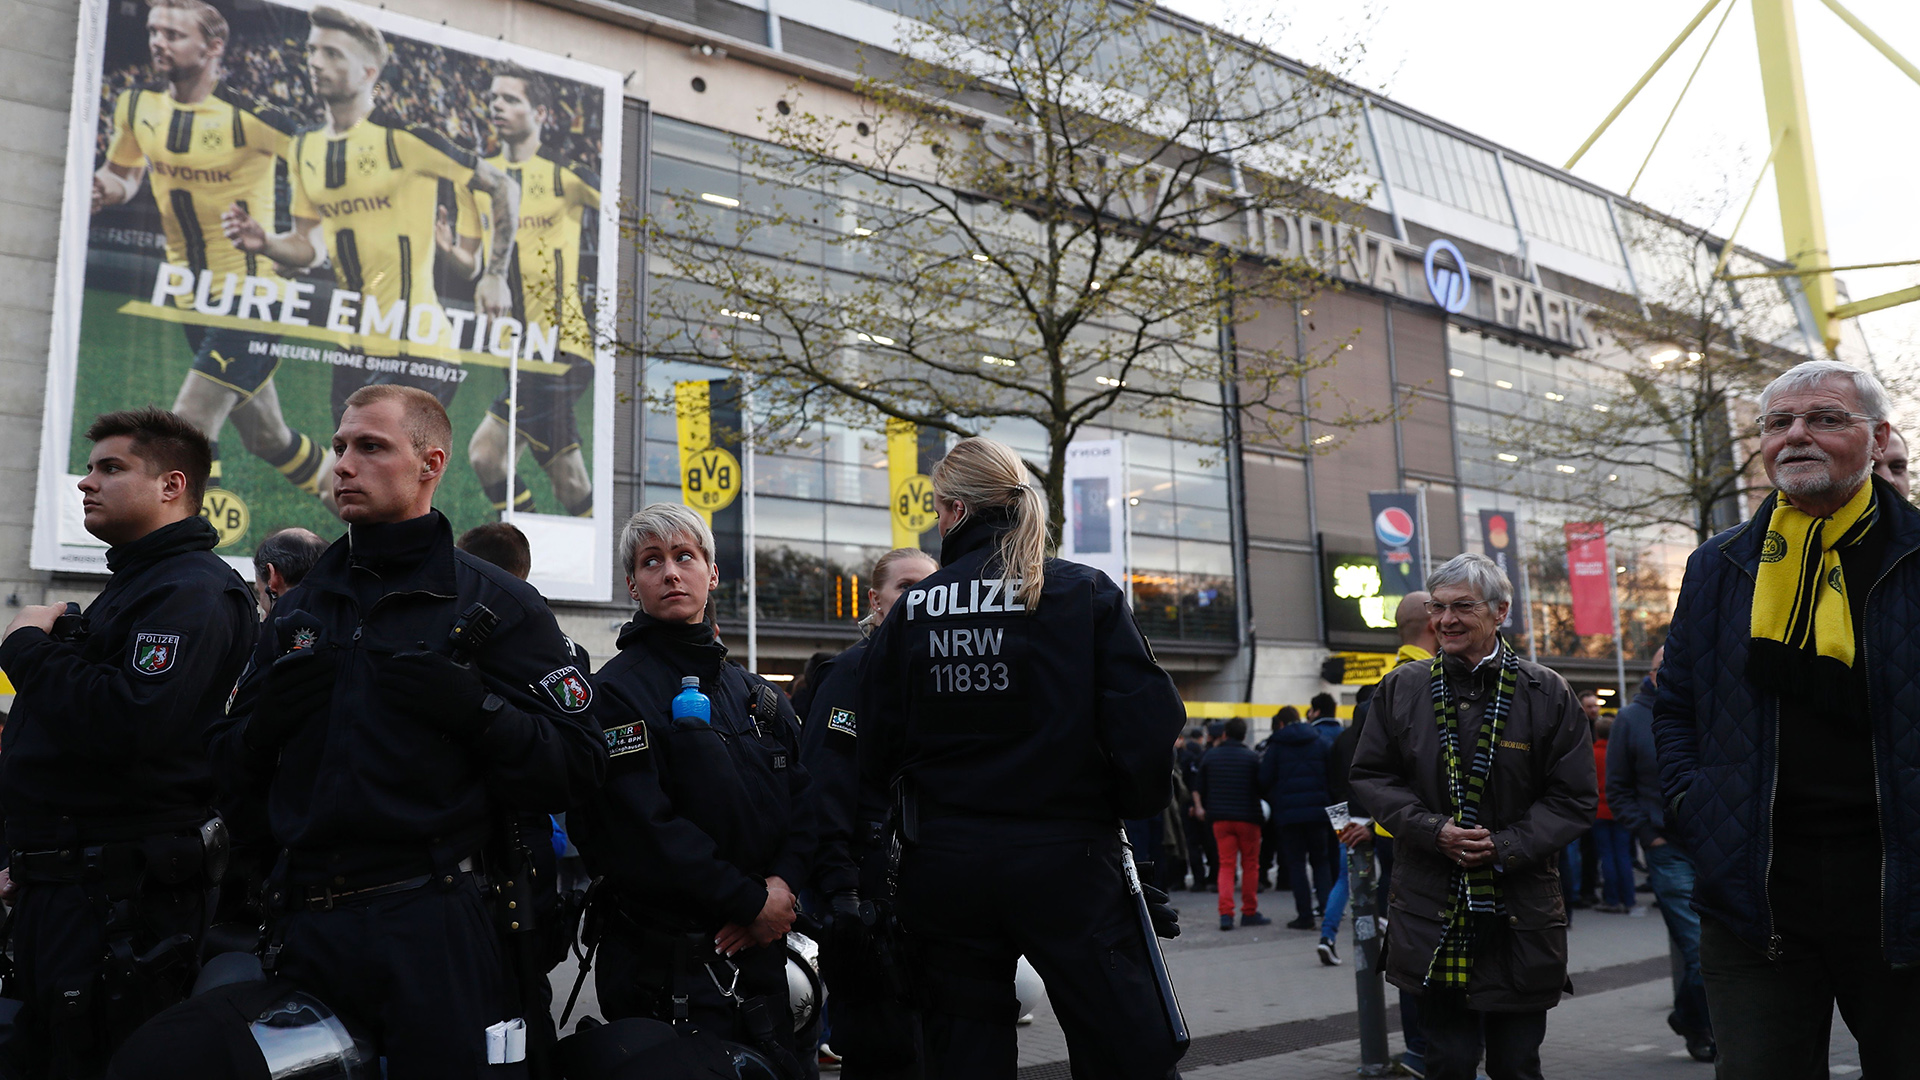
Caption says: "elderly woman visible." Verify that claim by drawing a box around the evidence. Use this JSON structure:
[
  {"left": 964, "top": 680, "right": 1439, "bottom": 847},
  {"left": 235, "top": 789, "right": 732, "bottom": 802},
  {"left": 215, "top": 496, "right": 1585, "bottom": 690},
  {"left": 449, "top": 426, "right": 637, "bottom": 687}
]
[
  {"left": 1350, "top": 553, "right": 1596, "bottom": 1080},
  {"left": 568, "top": 503, "right": 813, "bottom": 1071}
]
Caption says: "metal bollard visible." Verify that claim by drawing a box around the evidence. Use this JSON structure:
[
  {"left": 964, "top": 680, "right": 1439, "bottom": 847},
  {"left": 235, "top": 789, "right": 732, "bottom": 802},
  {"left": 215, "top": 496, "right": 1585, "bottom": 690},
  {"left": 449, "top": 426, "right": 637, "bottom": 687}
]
[{"left": 1349, "top": 837, "right": 1392, "bottom": 1076}]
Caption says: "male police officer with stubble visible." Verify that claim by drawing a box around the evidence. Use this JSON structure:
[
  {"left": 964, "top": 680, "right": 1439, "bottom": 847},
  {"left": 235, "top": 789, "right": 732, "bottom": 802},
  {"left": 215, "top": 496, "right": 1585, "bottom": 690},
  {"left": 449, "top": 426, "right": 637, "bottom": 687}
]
[
  {"left": 208, "top": 385, "right": 605, "bottom": 1077},
  {"left": 0, "top": 407, "right": 257, "bottom": 1079}
]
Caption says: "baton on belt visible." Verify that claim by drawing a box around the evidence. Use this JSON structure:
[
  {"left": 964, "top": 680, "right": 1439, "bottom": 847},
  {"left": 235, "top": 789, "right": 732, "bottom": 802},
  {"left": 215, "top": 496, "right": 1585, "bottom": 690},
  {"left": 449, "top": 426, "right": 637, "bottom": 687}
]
[{"left": 1118, "top": 826, "right": 1189, "bottom": 1052}]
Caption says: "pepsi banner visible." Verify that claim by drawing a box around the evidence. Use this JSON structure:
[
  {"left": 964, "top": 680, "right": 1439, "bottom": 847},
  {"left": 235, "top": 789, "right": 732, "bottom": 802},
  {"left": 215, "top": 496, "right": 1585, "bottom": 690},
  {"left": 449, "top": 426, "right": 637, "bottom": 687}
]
[
  {"left": 1477, "top": 509, "right": 1529, "bottom": 639},
  {"left": 1368, "top": 491, "right": 1425, "bottom": 596}
]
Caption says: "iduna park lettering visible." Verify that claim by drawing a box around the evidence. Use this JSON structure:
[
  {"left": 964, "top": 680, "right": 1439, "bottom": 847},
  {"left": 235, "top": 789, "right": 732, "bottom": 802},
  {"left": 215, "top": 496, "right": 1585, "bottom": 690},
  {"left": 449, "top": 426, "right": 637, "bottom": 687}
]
[{"left": 1242, "top": 211, "right": 1596, "bottom": 352}]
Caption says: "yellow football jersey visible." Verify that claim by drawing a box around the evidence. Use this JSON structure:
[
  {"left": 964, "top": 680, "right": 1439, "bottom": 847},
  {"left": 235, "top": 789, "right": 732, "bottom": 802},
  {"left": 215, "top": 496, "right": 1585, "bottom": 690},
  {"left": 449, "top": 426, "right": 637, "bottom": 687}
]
[
  {"left": 106, "top": 84, "right": 295, "bottom": 293},
  {"left": 289, "top": 115, "right": 478, "bottom": 351},
  {"left": 479, "top": 151, "right": 601, "bottom": 358}
]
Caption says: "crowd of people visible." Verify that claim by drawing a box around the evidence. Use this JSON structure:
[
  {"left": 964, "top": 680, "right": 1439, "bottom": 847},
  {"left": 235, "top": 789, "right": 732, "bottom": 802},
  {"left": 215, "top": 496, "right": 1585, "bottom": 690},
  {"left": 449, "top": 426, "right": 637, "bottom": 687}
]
[{"left": 3, "top": 358, "right": 1920, "bottom": 1080}]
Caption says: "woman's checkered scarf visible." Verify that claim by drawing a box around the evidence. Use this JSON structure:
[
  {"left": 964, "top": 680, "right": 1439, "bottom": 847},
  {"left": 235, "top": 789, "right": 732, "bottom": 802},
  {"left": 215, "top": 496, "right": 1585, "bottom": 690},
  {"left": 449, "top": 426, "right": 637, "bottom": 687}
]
[{"left": 1422, "top": 640, "right": 1518, "bottom": 991}]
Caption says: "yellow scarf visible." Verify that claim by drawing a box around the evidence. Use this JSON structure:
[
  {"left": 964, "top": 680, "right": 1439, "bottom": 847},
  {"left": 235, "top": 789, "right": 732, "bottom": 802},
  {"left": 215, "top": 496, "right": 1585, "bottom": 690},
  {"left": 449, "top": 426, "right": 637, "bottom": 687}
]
[{"left": 1750, "top": 481, "right": 1878, "bottom": 669}]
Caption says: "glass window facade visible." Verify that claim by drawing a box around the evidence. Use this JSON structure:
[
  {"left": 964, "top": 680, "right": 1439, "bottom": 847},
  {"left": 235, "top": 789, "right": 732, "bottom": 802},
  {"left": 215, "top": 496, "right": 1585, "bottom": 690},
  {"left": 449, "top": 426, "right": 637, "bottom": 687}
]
[
  {"left": 1507, "top": 165, "right": 1624, "bottom": 266},
  {"left": 645, "top": 116, "right": 1237, "bottom": 643},
  {"left": 1447, "top": 327, "right": 1689, "bottom": 662},
  {"left": 1371, "top": 109, "right": 1512, "bottom": 226}
]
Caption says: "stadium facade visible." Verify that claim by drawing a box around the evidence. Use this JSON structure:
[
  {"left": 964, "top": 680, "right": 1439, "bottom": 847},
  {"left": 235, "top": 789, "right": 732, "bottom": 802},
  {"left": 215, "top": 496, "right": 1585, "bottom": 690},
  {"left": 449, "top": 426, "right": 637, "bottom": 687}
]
[{"left": 0, "top": 0, "right": 1871, "bottom": 709}]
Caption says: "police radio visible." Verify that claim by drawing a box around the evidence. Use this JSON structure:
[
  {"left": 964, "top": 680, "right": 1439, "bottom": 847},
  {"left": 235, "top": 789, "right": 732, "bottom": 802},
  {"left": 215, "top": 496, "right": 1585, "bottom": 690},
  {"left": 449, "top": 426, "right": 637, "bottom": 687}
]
[
  {"left": 50, "top": 601, "right": 86, "bottom": 642},
  {"left": 447, "top": 603, "right": 500, "bottom": 663}
]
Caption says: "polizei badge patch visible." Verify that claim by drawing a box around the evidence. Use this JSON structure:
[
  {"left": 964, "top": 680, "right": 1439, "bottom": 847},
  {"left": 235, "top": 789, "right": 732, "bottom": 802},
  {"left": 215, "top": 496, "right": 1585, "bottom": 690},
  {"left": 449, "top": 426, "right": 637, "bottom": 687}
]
[
  {"left": 540, "top": 667, "right": 592, "bottom": 713},
  {"left": 132, "top": 633, "right": 181, "bottom": 675},
  {"left": 828, "top": 708, "right": 858, "bottom": 738}
]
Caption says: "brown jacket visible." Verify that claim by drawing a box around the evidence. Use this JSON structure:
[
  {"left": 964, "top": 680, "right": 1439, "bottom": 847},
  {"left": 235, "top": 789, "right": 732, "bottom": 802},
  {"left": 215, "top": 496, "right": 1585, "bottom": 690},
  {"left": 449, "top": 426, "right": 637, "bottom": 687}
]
[{"left": 1350, "top": 652, "right": 1597, "bottom": 1012}]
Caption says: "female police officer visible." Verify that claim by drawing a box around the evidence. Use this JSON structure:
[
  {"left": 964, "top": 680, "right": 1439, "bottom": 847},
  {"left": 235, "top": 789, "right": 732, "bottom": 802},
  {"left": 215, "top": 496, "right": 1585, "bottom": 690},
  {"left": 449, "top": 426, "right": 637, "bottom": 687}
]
[
  {"left": 860, "top": 437, "right": 1188, "bottom": 1080},
  {"left": 568, "top": 504, "right": 813, "bottom": 1074},
  {"left": 800, "top": 547, "right": 938, "bottom": 1074}
]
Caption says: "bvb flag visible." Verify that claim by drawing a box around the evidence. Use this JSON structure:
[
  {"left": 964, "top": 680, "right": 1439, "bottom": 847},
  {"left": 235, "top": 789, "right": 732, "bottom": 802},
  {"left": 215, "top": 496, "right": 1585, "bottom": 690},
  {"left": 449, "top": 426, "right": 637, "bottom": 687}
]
[
  {"left": 1563, "top": 522, "right": 1614, "bottom": 637},
  {"left": 885, "top": 419, "right": 945, "bottom": 553},
  {"left": 675, "top": 379, "right": 745, "bottom": 582}
]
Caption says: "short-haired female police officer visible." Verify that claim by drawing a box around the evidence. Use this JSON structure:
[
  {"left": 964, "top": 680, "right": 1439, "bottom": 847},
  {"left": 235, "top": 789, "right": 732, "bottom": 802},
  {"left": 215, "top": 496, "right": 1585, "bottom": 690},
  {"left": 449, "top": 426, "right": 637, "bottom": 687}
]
[
  {"left": 569, "top": 504, "right": 813, "bottom": 1072},
  {"left": 860, "top": 438, "right": 1188, "bottom": 1080}
]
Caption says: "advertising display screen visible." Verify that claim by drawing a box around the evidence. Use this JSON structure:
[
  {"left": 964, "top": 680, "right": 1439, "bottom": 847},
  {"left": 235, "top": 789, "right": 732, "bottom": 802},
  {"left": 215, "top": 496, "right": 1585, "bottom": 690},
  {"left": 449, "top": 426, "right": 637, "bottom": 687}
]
[{"left": 34, "top": 0, "right": 624, "bottom": 600}]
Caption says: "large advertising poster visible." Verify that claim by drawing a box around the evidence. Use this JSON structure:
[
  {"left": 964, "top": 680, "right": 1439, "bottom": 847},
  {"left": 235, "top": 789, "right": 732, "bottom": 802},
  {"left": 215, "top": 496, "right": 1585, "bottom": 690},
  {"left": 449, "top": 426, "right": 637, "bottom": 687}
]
[{"left": 33, "top": 0, "right": 624, "bottom": 601}]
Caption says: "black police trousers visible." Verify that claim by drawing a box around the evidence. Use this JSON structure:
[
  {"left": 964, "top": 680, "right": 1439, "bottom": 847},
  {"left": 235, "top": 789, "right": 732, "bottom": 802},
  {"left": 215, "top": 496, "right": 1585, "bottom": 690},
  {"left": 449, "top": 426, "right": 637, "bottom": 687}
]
[
  {"left": 594, "top": 921, "right": 795, "bottom": 1059},
  {"left": 896, "top": 818, "right": 1183, "bottom": 1080},
  {"left": 274, "top": 875, "right": 519, "bottom": 1078},
  {"left": 1, "top": 882, "right": 204, "bottom": 1080}
]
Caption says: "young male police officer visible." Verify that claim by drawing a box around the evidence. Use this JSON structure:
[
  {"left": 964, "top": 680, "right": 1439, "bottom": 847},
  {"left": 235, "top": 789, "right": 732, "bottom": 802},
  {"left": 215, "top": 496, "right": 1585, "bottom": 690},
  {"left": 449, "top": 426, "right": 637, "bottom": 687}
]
[
  {"left": 0, "top": 407, "right": 258, "bottom": 1078},
  {"left": 208, "top": 385, "right": 605, "bottom": 1076}
]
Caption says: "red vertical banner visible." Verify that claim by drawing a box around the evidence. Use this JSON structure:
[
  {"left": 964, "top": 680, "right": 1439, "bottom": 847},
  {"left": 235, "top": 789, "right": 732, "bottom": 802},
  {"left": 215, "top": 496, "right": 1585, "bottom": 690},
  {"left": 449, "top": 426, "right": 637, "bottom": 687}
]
[{"left": 1564, "top": 522, "right": 1614, "bottom": 636}]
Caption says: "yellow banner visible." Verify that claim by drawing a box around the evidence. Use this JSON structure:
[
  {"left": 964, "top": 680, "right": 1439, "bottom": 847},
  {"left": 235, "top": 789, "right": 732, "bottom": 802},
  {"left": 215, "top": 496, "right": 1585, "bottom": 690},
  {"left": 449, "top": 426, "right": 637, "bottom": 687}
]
[
  {"left": 887, "top": 418, "right": 935, "bottom": 548},
  {"left": 675, "top": 380, "right": 741, "bottom": 522}
]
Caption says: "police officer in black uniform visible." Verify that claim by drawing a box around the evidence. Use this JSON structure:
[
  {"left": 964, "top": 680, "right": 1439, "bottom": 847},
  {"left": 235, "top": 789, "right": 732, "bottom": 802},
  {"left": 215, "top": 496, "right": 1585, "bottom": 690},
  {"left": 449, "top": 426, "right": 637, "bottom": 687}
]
[
  {"left": 570, "top": 503, "right": 814, "bottom": 1076},
  {"left": 0, "top": 408, "right": 257, "bottom": 1078},
  {"left": 861, "top": 437, "right": 1189, "bottom": 1080},
  {"left": 799, "top": 547, "right": 937, "bottom": 1075},
  {"left": 208, "top": 385, "right": 606, "bottom": 1076}
]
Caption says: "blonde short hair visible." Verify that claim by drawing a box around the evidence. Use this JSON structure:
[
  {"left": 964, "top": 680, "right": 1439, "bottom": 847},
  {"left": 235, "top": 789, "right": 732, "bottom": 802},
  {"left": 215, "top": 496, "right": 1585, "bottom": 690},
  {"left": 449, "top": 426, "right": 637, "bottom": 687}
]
[{"left": 619, "top": 503, "right": 717, "bottom": 575}]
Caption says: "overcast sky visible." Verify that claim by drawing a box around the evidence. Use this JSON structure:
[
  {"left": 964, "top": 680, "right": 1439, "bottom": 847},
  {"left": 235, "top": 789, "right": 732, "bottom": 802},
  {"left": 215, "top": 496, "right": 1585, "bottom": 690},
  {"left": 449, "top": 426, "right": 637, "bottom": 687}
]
[{"left": 1163, "top": 0, "right": 1920, "bottom": 405}]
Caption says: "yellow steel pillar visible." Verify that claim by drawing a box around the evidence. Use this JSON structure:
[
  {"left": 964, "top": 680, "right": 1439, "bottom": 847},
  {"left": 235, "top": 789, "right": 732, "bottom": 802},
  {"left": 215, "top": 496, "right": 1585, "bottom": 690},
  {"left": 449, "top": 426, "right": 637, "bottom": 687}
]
[{"left": 1753, "top": 0, "right": 1840, "bottom": 353}]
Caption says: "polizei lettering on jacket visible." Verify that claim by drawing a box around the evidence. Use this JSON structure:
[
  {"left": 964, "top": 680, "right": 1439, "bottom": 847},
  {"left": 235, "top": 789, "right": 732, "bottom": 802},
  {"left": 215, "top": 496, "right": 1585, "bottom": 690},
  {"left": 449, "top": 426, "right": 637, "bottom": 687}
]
[
  {"left": 902, "top": 577, "right": 1024, "bottom": 620},
  {"left": 905, "top": 577, "right": 1022, "bottom": 697}
]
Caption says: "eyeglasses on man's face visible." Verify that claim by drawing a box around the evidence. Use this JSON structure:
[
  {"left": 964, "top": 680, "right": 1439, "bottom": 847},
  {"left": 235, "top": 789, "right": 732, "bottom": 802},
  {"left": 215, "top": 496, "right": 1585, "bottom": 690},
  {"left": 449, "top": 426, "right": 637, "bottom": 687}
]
[
  {"left": 1756, "top": 410, "right": 1876, "bottom": 436},
  {"left": 1424, "top": 599, "right": 1491, "bottom": 617}
]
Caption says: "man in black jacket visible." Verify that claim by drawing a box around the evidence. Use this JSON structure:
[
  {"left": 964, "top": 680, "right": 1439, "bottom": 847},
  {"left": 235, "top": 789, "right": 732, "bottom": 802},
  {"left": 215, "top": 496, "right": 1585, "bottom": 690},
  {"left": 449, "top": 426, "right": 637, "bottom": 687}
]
[
  {"left": 208, "top": 386, "right": 605, "bottom": 1076},
  {"left": 0, "top": 408, "right": 256, "bottom": 1078},
  {"left": 1197, "top": 718, "right": 1268, "bottom": 932}
]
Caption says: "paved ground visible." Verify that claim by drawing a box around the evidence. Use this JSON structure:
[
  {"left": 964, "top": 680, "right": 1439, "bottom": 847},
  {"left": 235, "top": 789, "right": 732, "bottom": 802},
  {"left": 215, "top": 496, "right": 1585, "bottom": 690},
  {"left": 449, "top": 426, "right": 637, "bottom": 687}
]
[
  {"left": 550, "top": 878, "right": 1867, "bottom": 1077},
  {"left": 1003, "top": 880, "right": 1865, "bottom": 1078}
]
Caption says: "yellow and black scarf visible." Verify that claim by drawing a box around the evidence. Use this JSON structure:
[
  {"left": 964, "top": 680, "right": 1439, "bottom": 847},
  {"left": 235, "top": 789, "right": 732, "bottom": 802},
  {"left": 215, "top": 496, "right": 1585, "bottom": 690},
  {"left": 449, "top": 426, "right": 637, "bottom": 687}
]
[{"left": 1748, "top": 481, "right": 1878, "bottom": 701}]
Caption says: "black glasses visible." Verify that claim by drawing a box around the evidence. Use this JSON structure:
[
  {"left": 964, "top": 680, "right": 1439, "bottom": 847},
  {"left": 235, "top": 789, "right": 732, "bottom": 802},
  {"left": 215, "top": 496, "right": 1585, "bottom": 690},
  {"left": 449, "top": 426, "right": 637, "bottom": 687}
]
[
  {"left": 1424, "top": 599, "right": 1490, "bottom": 617},
  {"left": 1756, "top": 410, "right": 1875, "bottom": 436}
]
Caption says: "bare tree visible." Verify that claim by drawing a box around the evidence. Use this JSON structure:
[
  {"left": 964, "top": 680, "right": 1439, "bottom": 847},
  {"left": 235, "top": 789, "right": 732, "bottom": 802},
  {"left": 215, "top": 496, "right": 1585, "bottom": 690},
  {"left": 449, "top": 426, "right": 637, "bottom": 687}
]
[
  {"left": 1493, "top": 219, "right": 1805, "bottom": 544},
  {"left": 639, "top": 0, "right": 1383, "bottom": 539}
]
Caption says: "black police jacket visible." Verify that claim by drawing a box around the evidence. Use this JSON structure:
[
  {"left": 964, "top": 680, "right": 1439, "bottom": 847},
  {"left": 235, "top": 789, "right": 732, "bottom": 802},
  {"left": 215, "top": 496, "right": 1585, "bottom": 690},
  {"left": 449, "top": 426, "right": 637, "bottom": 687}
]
[
  {"left": 799, "top": 638, "right": 867, "bottom": 896},
  {"left": 207, "top": 511, "right": 605, "bottom": 878},
  {"left": 860, "top": 512, "right": 1187, "bottom": 823},
  {"left": 0, "top": 516, "right": 256, "bottom": 847},
  {"left": 570, "top": 612, "right": 815, "bottom": 931}
]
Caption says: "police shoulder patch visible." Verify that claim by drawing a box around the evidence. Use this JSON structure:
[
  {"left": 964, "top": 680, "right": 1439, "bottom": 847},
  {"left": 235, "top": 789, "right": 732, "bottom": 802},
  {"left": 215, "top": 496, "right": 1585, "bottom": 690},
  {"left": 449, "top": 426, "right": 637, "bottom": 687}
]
[
  {"left": 605, "top": 721, "right": 648, "bottom": 756},
  {"left": 132, "top": 632, "right": 181, "bottom": 676},
  {"left": 827, "top": 707, "right": 858, "bottom": 738},
  {"left": 539, "top": 666, "right": 592, "bottom": 713}
]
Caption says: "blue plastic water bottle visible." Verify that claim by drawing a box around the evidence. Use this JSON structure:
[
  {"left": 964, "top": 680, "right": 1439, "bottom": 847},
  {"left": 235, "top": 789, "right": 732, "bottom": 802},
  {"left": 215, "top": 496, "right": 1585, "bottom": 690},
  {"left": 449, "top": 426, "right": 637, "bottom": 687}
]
[{"left": 672, "top": 675, "right": 712, "bottom": 725}]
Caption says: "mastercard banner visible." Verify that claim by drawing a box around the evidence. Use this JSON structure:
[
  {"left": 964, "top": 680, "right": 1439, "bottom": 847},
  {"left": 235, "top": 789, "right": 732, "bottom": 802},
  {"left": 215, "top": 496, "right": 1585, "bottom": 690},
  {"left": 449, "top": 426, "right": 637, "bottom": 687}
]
[
  {"left": 1368, "top": 491, "right": 1425, "bottom": 596},
  {"left": 1477, "top": 509, "right": 1530, "bottom": 639}
]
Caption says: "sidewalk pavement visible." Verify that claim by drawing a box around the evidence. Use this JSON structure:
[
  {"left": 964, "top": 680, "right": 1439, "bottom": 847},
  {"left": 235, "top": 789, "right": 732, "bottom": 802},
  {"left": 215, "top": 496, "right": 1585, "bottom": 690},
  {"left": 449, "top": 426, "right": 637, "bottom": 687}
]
[
  {"left": 545, "top": 879, "right": 1865, "bottom": 1077},
  {"left": 1010, "top": 882, "right": 1864, "bottom": 1078}
]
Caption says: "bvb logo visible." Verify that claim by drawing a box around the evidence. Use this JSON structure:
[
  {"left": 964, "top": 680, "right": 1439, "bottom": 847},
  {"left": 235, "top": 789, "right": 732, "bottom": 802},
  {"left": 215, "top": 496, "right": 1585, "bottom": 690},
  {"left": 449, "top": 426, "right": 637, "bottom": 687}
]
[
  {"left": 683, "top": 447, "right": 741, "bottom": 512},
  {"left": 1760, "top": 531, "right": 1787, "bottom": 563},
  {"left": 201, "top": 489, "right": 250, "bottom": 548},
  {"left": 1829, "top": 566, "right": 1845, "bottom": 592},
  {"left": 892, "top": 474, "right": 937, "bottom": 536}
]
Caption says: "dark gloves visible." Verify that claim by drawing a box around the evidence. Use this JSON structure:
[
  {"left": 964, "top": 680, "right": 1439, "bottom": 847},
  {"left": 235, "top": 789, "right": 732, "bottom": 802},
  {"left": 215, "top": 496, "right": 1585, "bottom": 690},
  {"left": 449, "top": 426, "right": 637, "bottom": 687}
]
[
  {"left": 820, "top": 890, "right": 869, "bottom": 986},
  {"left": 1143, "top": 881, "right": 1180, "bottom": 939},
  {"left": 373, "top": 650, "right": 495, "bottom": 738},
  {"left": 243, "top": 649, "right": 336, "bottom": 751}
]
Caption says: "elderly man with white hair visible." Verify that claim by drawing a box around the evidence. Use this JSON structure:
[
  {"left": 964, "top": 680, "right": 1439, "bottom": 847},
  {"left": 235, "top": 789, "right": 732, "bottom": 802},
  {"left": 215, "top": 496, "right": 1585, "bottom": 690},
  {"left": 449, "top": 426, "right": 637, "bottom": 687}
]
[
  {"left": 1653, "top": 359, "right": 1920, "bottom": 1078},
  {"left": 1350, "top": 553, "right": 1596, "bottom": 1080}
]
